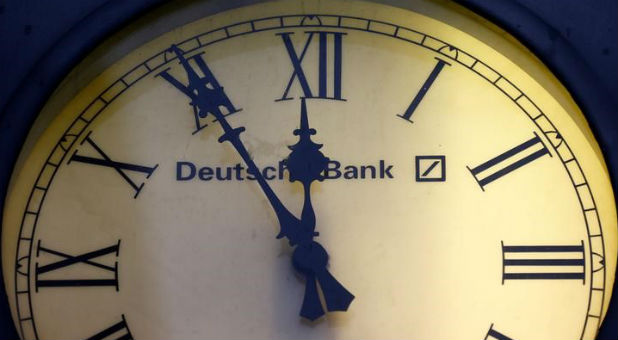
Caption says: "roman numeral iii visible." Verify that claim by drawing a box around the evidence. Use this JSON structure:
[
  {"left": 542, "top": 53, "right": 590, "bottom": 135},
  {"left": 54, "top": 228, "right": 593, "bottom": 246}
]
[
  {"left": 277, "top": 31, "right": 345, "bottom": 101},
  {"left": 85, "top": 315, "right": 133, "bottom": 340},
  {"left": 501, "top": 241, "right": 585, "bottom": 283},
  {"left": 35, "top": 240, "right": 121, "bottom": 291},
  {"left": 68, "top": 132, "right": 158, "bottom": 198},
  {"left": 467, "top": 133, "right": 550, "bottom": 190}
]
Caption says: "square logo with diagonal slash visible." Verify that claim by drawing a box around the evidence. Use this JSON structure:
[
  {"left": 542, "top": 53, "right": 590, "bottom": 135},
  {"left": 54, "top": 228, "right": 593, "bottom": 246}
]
[{"left": 415, "top": 155, "right": 446, "bottom": 182}]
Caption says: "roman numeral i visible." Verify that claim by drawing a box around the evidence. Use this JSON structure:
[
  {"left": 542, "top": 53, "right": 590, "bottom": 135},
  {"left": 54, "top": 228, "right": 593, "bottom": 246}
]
[{"left": 397, "top": 57, "right": 450, "bottom": 123}]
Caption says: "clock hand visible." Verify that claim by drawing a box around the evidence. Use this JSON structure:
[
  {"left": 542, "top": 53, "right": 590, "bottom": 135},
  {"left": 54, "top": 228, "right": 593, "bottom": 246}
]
[
  {"left": 167, "top": 45, "right": 353, "bottom": 320},
  {"left": 286, "top": 98, "right": 355, "bottom": 320},
  {"left": 166, "top": 44, "right": 309, "bottom": 245}
]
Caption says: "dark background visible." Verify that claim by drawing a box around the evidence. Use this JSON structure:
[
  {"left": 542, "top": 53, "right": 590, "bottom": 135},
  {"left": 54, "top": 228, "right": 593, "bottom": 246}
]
[{"left": 0, "top": 0, "right": 616, "bottom": 339}]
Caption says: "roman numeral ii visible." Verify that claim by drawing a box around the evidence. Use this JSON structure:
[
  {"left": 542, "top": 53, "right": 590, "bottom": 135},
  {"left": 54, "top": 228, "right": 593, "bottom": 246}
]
[{"left": 467, "top": 133, "right": 550, "bottom": 190}]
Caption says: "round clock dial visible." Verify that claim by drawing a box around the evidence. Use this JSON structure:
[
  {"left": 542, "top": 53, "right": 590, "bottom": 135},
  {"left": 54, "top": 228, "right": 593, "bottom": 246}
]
[{"left": 2, "top": 1, "right": 616, "bottom": 339}]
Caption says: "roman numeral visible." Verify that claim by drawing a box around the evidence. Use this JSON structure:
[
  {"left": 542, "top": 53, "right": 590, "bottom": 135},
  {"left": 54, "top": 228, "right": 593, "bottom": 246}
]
[
  {"left": 397, "top": 58, "right": 450, "bottom": 123},
  {"left": 485, "top": 324, "right": 514, "bottom": 340},
  {"left": 501, "top": 241, "right": 585, "bottom": 283},
  {"left": 467, "top": 133, "right": 550, "bottom": 190},
  {"left": 277, "top": 31, "right": 345, "bottom": 101},
  {"left": 35, "top": 240, "right": 120, "bottom": 292},
  {"left": 157, "top": 45, "right": 241, "bottom": 134},
  {"left": 68, "top": 132, "right": 158, "bottom": 198},
  {"left": 85, "top": 315, "right": 133, "bottom": 340}
]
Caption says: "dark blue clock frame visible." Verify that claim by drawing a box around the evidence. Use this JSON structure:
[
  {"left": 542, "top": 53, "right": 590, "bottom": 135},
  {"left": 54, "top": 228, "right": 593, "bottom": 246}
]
[{"left": 0, "top": 0, "right": 615, "bottom": 339}]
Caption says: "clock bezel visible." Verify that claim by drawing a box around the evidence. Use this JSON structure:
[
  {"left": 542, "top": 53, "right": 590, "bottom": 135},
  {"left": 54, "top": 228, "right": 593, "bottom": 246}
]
[{"left": 0, "top": 0, "right": 615, "bottom": 338}]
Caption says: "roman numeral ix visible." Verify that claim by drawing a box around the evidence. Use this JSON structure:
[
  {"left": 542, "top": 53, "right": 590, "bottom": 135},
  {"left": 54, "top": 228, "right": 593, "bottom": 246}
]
[
  {"left": 502, "top": 241, "right": 585, "bottom": 283},
  {"left": 35, "top": 240, "right": 121, "bottom": 292},
  {"left": 467, "top": 133, "right": 550, "bottom": 190},
  {"left": 68, "top": 132, "right": 158, "bottom": 198},
  {"left": 277, "top": 31, "right": 345, "bottom": 101}
]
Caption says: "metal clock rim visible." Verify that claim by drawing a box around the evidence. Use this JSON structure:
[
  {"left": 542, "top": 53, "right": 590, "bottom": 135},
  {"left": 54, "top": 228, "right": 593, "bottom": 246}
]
[{"left": 0, "top": 0, "right": 615, "bottom": 339}]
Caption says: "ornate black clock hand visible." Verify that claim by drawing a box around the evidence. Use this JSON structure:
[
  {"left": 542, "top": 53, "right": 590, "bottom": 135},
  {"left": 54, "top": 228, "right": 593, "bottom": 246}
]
[
  {"left": 166, "top": 45, "right": 353, "bottom": 320},
  {"left": 286, "top": 98, "right": 354, "bottom": 320}
]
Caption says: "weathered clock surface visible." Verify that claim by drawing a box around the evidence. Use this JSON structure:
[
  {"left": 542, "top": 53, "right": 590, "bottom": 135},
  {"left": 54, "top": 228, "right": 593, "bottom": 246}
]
[{"left": 1, "top": 0, "right": 616, "bottom": 339}]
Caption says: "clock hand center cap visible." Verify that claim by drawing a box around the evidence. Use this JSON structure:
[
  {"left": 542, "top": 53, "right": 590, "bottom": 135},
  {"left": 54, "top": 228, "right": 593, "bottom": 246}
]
[{"left": 292, "top": 241, "right": 329, "bottom": 275}]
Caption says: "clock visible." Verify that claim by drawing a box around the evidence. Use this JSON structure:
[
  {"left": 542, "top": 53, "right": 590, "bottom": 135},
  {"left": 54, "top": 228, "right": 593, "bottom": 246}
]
[{"left": 0, "top": 0, "right": 616, "bottom": 339}]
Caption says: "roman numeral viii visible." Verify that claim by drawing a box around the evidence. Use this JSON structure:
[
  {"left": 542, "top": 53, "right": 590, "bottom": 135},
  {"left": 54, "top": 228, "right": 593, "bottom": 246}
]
[
  {"left": 86, "top": 315, "right": 133, "bottom": 340},
  {"left": 467, "top": 133, "right": 550, "bottom": 190},
  {"left": 68, "top": 132, "right": 158, "bottom": 198},
  {"left": 501, "top": 241, "right": 585, "bottom": 283},
  {"left": 277, "top": 31, "right": 345, "bottom": 101},
  {"left": 35, "top": 240, "right": 121, "bottom": 292}
]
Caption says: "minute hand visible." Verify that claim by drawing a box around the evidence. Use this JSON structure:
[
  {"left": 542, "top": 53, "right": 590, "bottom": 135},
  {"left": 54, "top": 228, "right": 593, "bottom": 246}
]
[
  {"left": 210, "top": 107, "right": 312, "bottom": 245},
  {"left": 170, "top": 46, "right": 311, "bottom": 246}
]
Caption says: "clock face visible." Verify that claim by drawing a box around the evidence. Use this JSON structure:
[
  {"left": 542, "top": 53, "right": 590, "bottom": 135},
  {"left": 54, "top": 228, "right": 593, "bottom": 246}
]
[{"left": 2, "top": 0, "right": 616, "bottom": 339}]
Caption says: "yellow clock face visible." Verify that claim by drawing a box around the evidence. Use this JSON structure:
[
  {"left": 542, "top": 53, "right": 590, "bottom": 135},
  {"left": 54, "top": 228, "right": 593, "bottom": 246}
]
[{"left": 2, "top": 0, "right": 616, "bottom": 339}]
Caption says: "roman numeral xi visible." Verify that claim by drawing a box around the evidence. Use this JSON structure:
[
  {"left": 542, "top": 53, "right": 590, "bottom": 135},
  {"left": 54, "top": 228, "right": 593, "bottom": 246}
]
[
  {"left": 68, "top": 132, "right": 158, "bottom": 198},
  {"left": 157, "top": 46, "right": 242, "bottom": 134},
  {"left": 35, "top": 240, "right": 121, "bottom": 292}
]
